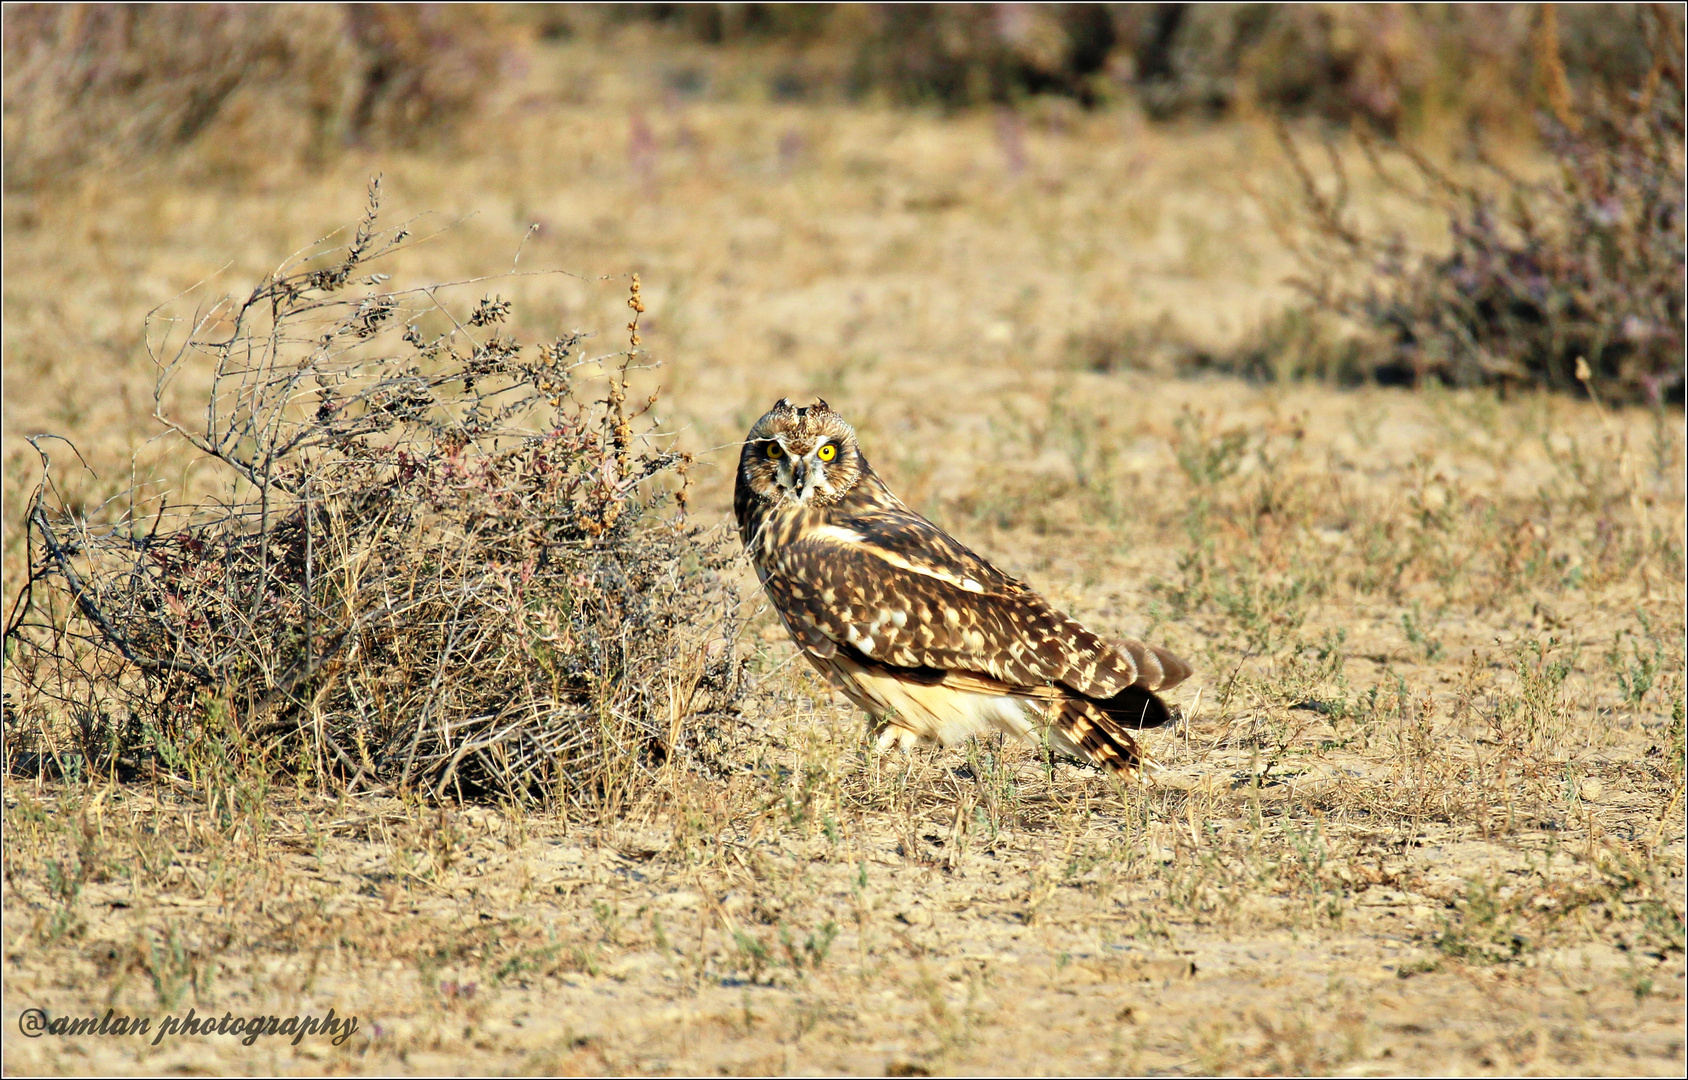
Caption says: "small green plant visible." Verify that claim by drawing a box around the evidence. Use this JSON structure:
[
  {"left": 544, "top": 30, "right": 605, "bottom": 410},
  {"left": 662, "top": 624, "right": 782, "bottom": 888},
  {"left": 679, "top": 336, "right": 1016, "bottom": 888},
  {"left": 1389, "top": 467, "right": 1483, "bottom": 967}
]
[
  {"left": 36, "top": 855, "right": 89, "bottom": 945},
  {"left": 1431, "top": 875, "right": 1531, "bottom": 965},
  {"left": 138, "top": 923, "right": 217, "bottom": 1010},
  {"left": 731, "top": 929, "right": 772, "bottom": 983},
  {"left": 778, "top": 920, "right": 839, "bottom": 975},
  {"left": 1607, "top": 627, "right": 1664, "bottom": 708},
  {"left": 1171, "top": 408, "right": 1249, "bottom": 489},
  {"left": 1400, "top": 606, "right": 1443, "bottom": 663}
]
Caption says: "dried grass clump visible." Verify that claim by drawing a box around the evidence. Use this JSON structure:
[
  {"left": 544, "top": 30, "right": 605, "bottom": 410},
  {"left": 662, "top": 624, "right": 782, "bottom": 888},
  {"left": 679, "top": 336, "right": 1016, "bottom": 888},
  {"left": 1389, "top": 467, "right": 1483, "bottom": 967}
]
[
  {"left": 3, "top": 182, "right": 744, "bottom": 808},
  {"left": 1268, "top": 6, "right": 1684, "bottom": 403},
  {"left": 2, "top": 5, "right": 514, "bottom": 190}
]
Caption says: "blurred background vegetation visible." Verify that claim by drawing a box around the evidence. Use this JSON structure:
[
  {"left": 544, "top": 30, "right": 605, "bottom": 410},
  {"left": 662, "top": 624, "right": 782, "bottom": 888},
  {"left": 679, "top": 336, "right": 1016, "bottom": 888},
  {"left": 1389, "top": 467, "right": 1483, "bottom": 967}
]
[
  {"left": 3, "top": 3, "right": 1682, "bottom": 401},
  {"left": 5, "top": 4, "right": 1669, "bottom": 176}
]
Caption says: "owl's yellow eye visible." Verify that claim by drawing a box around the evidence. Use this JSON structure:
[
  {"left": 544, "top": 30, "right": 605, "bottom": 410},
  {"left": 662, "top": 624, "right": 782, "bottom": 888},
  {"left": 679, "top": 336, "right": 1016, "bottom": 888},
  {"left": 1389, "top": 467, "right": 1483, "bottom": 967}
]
[
  {"left": 764, "top": 442, "right": 784, "bottom": 460},
  {"left": 817, "top": 443, "right": 837, "bottom": 462}
]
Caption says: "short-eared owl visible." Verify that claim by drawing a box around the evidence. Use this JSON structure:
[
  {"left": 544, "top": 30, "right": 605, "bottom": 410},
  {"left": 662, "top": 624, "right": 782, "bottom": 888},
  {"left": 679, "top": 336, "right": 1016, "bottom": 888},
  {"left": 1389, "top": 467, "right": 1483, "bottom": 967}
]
[{"left": 734, "top": 398, "right": 1191, "bottom": 774}]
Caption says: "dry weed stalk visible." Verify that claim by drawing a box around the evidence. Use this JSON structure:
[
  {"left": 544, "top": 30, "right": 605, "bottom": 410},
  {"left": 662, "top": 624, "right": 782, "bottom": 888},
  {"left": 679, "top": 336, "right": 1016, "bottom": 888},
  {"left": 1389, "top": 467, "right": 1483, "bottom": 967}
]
[{"left": 4, "top": 181, "right": 744, "bottom": 808}]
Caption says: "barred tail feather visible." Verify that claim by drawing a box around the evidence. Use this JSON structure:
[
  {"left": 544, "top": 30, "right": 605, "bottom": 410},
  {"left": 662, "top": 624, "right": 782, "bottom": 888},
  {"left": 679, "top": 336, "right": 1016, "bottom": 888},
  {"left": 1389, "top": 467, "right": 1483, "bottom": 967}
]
[
  {"left": 1113, "top": 637, "right": 1192, "bottom": 693},
  {"left": 1050, "top": 696, "right": 1163, "bottom": 774}
]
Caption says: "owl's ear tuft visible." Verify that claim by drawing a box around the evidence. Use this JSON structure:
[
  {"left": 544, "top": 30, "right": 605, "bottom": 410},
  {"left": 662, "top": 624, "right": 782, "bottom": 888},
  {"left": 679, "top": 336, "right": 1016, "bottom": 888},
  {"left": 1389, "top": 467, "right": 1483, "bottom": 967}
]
[
  {"left": 813, "top": 397, "right": 831, "bottom": 412},
  {"left": 774, "top": 397, "right": 791, "bottom": 410}
]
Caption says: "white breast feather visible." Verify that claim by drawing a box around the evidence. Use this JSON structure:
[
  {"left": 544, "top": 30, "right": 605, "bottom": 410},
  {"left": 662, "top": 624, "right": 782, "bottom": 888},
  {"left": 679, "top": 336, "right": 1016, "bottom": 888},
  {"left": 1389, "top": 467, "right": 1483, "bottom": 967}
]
[
  {"left": 807, "top": 525, "right": 864, "bottom": 544},
  {"left": 860, "top": 545, "right": 992, "bottom": 593},
  {"left": 830, "top": 651, "right": 1045, "bottom": 748}
]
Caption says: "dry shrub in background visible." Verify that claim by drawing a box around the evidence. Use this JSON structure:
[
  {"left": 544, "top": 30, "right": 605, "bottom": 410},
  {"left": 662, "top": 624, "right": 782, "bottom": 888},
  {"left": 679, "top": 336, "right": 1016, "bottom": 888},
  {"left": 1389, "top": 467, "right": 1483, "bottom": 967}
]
[
  {"left": 531, "top": 2, "right": 1119, "bottom": 105},
  {"left": 845, "top": 4, "right": 1119, "bottom": 108},
  {"left": 1126, "top": 3, "right": 1654, "bottom": 133},
  {"left": 1, "top": 4, "right": 515, "bottom": 190},
  {"left": 1264, "top": 5, "right": 1684, "bottom": 403},
  {"left": 2, "top": 182, "right": 745, "bottom": 808},
  {"left": 4, "top": 4, "right": 1663, "bottom": 189},
  {"left": 549, "top": 4, "right": 1657, "bottom": 131}
]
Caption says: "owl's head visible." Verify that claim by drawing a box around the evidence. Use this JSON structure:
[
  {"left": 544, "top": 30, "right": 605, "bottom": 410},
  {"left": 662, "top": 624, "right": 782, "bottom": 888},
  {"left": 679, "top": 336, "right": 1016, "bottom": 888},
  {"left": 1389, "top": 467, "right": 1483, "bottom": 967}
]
[{"left": 737, "top": 398, "right": 865, "bottom": 508}]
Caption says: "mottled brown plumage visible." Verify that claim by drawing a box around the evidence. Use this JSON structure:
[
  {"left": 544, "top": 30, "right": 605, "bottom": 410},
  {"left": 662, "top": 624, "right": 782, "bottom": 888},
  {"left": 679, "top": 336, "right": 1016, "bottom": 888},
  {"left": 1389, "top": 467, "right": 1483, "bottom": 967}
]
[{"left": 734, "top": 398, "right": 1191, "bottom": 774}]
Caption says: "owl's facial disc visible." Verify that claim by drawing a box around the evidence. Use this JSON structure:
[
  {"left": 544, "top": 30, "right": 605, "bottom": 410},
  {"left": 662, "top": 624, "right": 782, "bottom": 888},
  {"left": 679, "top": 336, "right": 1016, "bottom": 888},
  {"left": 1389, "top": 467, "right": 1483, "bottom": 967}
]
[
  {"left": 741, "top": 398, "right": 860, "bottom": 509},
  {"left": 767, "top": 438, "right": 839, "bottom": 504}
]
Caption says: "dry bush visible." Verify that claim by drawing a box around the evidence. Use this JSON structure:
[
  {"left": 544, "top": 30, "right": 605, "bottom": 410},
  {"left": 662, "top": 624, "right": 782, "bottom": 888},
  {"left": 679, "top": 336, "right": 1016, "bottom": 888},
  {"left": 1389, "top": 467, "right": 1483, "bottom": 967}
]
[
  {"left": 548, "top": 4, "right": 1657, "bottom": 130},
  {"left": 1123, "top": 4, "right": 1637, "bottom": 133},
  {"left": 533, "top": 3, "right": 1118, "bottom": 108},
  {"left": 2, "top": 181, "right": 745, "bottom": 808},
  {"left": 844, "top": 4, "right": 1118, "bottom": 108},
  {"left": 1242, "top": 7, "right": 1685, "bottom": 403},
  {"left": 1, "top": 4, "right": 514, "bottom": 190}
]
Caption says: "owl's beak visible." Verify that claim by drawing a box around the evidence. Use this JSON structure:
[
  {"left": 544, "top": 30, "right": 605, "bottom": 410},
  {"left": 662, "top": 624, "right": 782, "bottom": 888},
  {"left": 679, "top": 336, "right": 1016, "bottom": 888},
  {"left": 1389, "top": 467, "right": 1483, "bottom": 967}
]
[{"left": 787, "top": 457, "right": 810, "bottom": 494}]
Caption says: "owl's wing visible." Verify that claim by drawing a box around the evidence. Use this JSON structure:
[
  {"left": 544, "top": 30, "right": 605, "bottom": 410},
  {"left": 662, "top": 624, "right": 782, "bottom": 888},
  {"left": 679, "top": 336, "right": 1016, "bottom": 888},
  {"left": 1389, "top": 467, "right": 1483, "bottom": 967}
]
[{"left": 761, "top": 529, "right": 1188, "bottom": 698}]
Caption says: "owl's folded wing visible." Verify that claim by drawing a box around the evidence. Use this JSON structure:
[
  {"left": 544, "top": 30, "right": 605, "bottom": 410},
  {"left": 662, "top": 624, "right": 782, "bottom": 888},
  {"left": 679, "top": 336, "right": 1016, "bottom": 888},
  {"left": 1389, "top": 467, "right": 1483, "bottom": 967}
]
[{"left": 761, "top": 534, "right": 1188, "bottom": 699}]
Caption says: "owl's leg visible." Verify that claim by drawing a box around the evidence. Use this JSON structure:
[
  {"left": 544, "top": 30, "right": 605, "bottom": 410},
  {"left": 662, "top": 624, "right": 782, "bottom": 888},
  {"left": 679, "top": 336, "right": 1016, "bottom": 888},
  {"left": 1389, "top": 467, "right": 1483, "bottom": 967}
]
[{"left": 870, "top": 716, "right": 935, "bottom": 752}]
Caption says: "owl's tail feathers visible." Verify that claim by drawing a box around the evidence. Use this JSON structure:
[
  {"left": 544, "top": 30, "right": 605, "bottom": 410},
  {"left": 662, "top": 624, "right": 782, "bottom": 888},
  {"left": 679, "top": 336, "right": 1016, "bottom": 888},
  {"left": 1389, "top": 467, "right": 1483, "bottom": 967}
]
[
  {"left": 1091, "top": 683, "right": 1176, "bottom": 730},
  {"left": 1115, "top": 638, "right": 1193, "bottom": 693},
  {"left": 1052, "top": 639, "right": 1190, "bottom": 772},
  {"left": 1051, "top": 693, "right": 1169, "bottom": 774}
]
